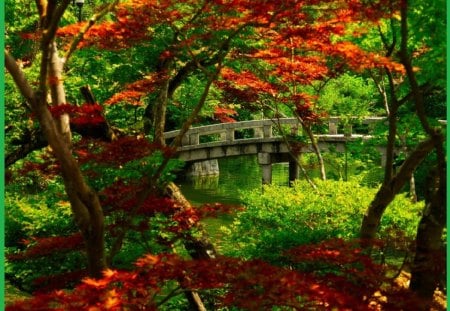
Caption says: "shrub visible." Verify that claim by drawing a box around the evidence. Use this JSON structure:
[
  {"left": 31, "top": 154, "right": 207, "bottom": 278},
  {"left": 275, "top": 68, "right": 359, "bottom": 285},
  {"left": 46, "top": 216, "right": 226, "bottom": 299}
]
[{"left": 223, "top": 179, "right": 423, "bottom": 264}]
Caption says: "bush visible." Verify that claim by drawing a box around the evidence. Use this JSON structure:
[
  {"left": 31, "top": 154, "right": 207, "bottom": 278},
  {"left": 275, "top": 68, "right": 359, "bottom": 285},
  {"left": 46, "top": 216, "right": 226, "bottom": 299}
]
[
  {"left": 223, "top": 179, "right": 423, "bottom": 264},
  {"left": 5, "top": 181, "right": 82, "bottom": 292}
]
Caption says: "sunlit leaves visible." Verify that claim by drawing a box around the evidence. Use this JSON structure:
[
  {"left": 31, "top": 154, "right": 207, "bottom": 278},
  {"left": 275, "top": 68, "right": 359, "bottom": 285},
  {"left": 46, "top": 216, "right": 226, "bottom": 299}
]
[
  {"left": 213, "top": 106, "right": 238, "bottom": 123},
  {"left": 55, "top": 0, "right": 404, "bottom": 117},
  {"left": 317, "top": 73, "right": 378, "bottom": 116},
  {"left": 104, "top": 73, "right": 166, "bottom": 106},
  {"left": 220, "top": 67, "right": 279, "bottom": 95}
]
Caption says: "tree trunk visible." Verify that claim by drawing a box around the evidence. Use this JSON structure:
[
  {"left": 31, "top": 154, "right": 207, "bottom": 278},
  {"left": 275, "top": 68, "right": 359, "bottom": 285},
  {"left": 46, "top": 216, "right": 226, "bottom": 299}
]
[
  {"left": 47, "top": 42, "right": 107, "bottom": 277},
  {"left": 409, "top": 174, "right": 417, "bottom": 203},
  {"left": 48, "top": 41, "right": 72, "bottom": 145},
  {"left": 6, "top": 128, "right": 48, "bottom": 167},
  {"left": 409, "top": 168, "right": 446, "bottom": 309},
  {"left": 35, "top": 102, "right": 107, "bottom": 278},
  {"left": 360, "top": 137, "right": 435, "bottom": 243},
  {"left": 304, "top": 125, "right": 326, "bottom": 180},
  {"left": 165, "top": 182, "right": 217, "bottom": 260},
  {"left": 165, "top": 182, "right": 216, "bottom": 311},
  {"left": 383, "top": 106, "right": 398, "bottom": 183},
  {"left": 397, "top": 2, "right": 447, "bottom": 305},
  {"left": 153, "top": 78, "right": 170, "bottom": 146},
  {"left": 6, "top": 48, "right": 107, "bottom": 279}
]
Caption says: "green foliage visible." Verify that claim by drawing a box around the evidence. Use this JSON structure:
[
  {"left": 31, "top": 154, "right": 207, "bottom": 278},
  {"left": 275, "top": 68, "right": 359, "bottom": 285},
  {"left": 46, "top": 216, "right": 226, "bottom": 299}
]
[
  {"left": 5, "top": 151, "right": 184, "bottom": 292},
  {"left": 356, "top": 166, "right": 385, "bottom": 188},
  {"left": 407, "top": 0, "right": 446, "bottom": 88},
  {"left": 104, "top": 104, "right": 145, "bottom": 133},
  {"left": 5, "top": 180, "right": 82, "bottom": 292},
  {"left": 5, "top": 252, "right": 86, "bottom": 293},
  {"left": 300, "top": 145, "right": 382, "bottom": 183},
  {"left": 4, "top": 60, "right": 41, "bottom": 158},
  {"left": 5, "top": 182, "right": 75, "bottom": 246},
  {"left": 5, "top": 0, "right": 40, "bottom": 60},
  {"left": 65, "top": 47, "right": 146, "bottom": 104},
  {"left": 223, "top": 180, "right": 423, "bottom": 264},
  {"left": 316, "top": 73, "right": 379, "bottom": 117}
]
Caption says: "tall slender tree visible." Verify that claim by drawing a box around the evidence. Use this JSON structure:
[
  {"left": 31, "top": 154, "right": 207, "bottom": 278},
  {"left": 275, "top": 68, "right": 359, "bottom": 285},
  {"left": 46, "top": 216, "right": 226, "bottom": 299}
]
[{"left": 358, "top": 1, "right": 446, "bottom": 306}]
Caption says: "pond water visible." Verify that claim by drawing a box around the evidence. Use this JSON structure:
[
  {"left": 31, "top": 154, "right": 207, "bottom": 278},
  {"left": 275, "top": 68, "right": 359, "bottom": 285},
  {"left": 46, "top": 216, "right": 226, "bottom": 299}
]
[
  {"left": 175, "top": 152, "right": 371, "bottom": 205},
  {"left": 175, "top": 155, "right": 368, "bottom": 249},
  {"left": 176, "top": 156, "right": 296, "bottom": 205}
]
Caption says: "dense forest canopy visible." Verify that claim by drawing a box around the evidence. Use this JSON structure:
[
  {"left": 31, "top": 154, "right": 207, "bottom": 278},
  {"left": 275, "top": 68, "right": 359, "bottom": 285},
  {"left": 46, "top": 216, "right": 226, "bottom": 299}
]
[{"left": 4, "top": 0, "right": 446, "bottom": 310}]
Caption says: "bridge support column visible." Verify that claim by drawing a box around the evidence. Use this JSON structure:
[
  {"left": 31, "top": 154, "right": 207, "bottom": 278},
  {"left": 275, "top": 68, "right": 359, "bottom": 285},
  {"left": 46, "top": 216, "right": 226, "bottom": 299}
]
[
  {"left": 258, "top": 152, "right": 272, "bottom": 185},
  {"left": 379, "top": 147, "right": 387, "bottom": 167},
  {"left": 288, "top": 160, "right": 299, "bottom": 186},
  {"left": 187, "top": 159, "right": 220, "bottom": 176}
]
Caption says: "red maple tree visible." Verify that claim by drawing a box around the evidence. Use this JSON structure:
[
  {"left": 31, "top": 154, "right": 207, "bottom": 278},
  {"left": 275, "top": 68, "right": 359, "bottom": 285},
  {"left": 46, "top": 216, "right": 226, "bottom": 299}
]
[{"left": 6, "top": 0, "right": 436, "bottom": 309}]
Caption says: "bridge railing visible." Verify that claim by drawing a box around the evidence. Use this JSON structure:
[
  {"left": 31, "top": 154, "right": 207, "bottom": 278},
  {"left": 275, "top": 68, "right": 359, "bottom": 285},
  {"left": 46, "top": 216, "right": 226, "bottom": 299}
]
[{"left": 163, "top": 117, "right": 386, "bottom": 147}]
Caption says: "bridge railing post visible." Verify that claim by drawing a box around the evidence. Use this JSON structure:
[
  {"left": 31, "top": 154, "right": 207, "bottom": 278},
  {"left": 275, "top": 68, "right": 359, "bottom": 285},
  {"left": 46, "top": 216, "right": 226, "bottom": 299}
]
[
  {"left": 258, "top": 152, "right": 272, "bottom": 185},
  {"left": 329, "top": 120, "right": 338, "bottom": 135},
  {"left": 226, "top": 128, "right": 235, "bottom": 142},
  {"left": 181, "top": 134, "right": 190, "bottom": 146},
  {"left": 344, "top": 124, "right": 352, "bottom": 137},
  {"left": 189, "top": 133, "right": 199, "bottom": 145},
  {"left": 220, "top": 131, "right": 227, "bottom": 141},
  {"left": 263, "top": 124, "right": 272, "bottom": 138},
  {"left": 254, "top": 126, "right": 264, "bottom": 138}
]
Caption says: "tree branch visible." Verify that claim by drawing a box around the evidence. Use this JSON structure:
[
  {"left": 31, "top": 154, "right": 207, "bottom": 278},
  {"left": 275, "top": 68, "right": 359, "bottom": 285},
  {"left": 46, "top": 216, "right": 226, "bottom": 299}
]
[
  {"left": 399, "top": 0, "right": 434, "bottom": 136},
  {"left": 5, "top": 51, "right": 35, "bottom": 105},
  {"left": 6, "top": 128, "right": 48, "bottom": 168},
  {"left": 41, "top": 0, "right": 71, "bottom": 46},
  {"left": 63, "top": 0, "right": 120, "bottom": 64}
]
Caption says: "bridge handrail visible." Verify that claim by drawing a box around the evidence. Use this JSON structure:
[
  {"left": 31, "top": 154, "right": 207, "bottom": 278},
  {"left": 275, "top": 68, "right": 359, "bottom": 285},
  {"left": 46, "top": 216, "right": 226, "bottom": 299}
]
[{"left": 164, "top": 116, "right": 386, "bottom": 147}]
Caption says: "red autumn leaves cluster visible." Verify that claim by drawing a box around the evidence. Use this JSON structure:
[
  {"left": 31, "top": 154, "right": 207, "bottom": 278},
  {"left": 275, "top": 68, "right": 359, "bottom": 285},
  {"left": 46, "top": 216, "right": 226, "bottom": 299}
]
[
  {"left": 7, "top": 133, "right": 240, "bottom": 292},
  {"left": 104, "top": 72, "right": 167, "bottom": 106},
  {"left": 8, "top": 238, "right": 410, "bottom": 310},
  {"left": 7, "top": 233, "right": 84, "bottom": 261},
  {"left": 74, "top": 136, "right": 174, "bottom": 166},
  {"left": 48, "top": 103, "right": 105, "bottom": 126},
  {"left": 53, "top": 0, "right": 404, "bottom": 117}
]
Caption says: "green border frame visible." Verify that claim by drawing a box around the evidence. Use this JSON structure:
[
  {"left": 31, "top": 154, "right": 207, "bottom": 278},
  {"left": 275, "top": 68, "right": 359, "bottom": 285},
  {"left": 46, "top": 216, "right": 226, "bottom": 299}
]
[
  {"left": 0, "top": 1, "right": 447, "bottom": 309},
  {"left": 1, "top": 0, "right": 5, "bottom": 309},
  {"left": 445, "top": 0, "right": 450, "bottom": 306}
]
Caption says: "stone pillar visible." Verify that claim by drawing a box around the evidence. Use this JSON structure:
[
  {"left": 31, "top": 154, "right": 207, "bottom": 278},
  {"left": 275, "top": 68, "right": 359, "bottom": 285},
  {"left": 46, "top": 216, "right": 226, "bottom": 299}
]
[
  {"left": 344, "top": 124, "right": 353, "bottom": 137},
  {"left": 189, "top": 133, "right": 199, "bottom": 145},
  {"left": 380, "top": 149, "right": 387, "bottom": 167},
  {"left": 181, "top": 134, "right": 190, "bottom": 146},
  {"left": 187, "top": 159, "right": 220, "bottom": 176},
  {"left": 288, "top": 160, "right": 299, "bottom": 186},
  {"left": 263, "top": 124, "right": 272, "bottom": 138},
  {"left": 226, "top": 128, "right": 235, "bottom": 142},
  {"left": 329, "top": 121, "right": 338, "bottom": 135},
  {"left": 254, "top": 127, "right": 264, "bottom": 138},
  {"left": 258, "top": 152, "right": 272, "bottom": 185}
]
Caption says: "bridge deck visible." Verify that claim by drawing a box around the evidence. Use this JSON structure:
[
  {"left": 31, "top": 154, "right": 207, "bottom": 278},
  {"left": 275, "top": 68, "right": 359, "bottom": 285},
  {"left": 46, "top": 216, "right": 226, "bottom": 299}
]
[{"left": 164, "top": 117, "right": 384, "bottom": 162}]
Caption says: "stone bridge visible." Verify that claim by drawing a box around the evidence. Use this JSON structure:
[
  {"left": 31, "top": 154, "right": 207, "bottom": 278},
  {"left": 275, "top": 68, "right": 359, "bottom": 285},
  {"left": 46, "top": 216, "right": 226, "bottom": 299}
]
[{"left": 164, "top": 117, "right": 387, "bottom": 184}]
